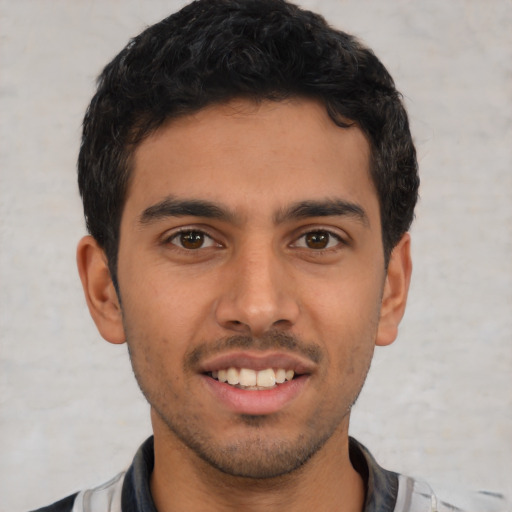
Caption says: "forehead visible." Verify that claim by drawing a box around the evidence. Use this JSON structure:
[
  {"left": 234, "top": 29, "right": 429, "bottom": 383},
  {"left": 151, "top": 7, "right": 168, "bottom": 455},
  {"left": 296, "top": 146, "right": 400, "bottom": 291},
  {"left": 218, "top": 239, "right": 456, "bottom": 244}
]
[{"left": 124, "top": 98, "right": 377, "bottom": 224}]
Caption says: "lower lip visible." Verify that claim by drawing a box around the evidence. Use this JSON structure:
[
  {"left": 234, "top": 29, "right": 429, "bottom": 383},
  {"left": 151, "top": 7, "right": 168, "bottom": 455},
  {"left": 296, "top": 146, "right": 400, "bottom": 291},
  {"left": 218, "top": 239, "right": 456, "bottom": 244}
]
[{"left": 202, "top": 375, "right": 309, "bottom": 415}]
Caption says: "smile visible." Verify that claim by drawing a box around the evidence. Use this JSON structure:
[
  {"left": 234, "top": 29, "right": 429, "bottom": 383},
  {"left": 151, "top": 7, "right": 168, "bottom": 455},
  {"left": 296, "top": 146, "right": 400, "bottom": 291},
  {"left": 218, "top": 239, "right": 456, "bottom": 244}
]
[
  {"left": 199, "top": 351, "right": 314, "bottom": 414},
  {"left": 209, "top": 367, "right": 295, "bottom": 389}
]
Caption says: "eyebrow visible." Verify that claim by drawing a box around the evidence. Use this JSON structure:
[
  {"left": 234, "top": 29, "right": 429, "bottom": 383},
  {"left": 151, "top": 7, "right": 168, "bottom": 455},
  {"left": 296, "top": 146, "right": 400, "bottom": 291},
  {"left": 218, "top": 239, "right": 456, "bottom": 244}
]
[
  {"left": 139, "top": 197, "right": 235, "bottom": 224},
  {"left": 274, "top": 199, "right": 369, "bottom": 227},
  {"left": 139, "top": 196, "right": 369, "bottom": 227}
]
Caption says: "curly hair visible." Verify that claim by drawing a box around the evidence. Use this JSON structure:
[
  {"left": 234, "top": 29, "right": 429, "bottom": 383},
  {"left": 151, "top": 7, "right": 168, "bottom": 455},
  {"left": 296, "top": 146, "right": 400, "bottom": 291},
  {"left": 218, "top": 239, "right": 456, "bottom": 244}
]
[{"left": 78, "top": 0, "right": 419, "bottom": 285}]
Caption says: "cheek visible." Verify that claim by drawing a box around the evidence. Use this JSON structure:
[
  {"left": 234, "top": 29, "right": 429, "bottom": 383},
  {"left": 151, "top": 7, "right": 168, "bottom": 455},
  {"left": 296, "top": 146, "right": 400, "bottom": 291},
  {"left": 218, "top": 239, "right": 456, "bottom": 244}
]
[
  {"left": 303, "top": 273, "right": 382, "bottom": 367},
  {"left": 120, "top": 266, "right": 215, "bottom": 339},
  {"left": 124, "top": 322, "right": 185, "bottom": 408},
  {"left": 306, "top": 272, "right": 382, "bottom": 334},
  {"left": 118, "top": 274, "right": 215, "bottom": 389}
]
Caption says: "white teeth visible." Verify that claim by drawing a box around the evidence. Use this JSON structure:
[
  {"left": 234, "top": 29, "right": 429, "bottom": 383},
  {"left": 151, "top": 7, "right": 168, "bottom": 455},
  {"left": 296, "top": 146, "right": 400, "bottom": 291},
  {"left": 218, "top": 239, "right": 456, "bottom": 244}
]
[
  {"left": 212, "top": 367, "right": 296, "bottom": 388},
  {"left": 275, "top": 368, "right": 286, "bottom": 384},
  {"left": 256, "top": 368, "right": 276, "bottom": 387},
  {"left": 227, "top": 367, "right": 239, "bottom": 385},
  {"left": 239, "top": 368, "right": 257, "bottom": 387}
]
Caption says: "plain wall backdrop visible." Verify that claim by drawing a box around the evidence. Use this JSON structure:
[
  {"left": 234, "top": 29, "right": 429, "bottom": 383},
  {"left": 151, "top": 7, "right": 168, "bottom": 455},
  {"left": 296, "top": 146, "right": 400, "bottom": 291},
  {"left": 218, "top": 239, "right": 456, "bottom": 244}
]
[{"left": 0, "top": 1, "right": 511, "bottom": 511}]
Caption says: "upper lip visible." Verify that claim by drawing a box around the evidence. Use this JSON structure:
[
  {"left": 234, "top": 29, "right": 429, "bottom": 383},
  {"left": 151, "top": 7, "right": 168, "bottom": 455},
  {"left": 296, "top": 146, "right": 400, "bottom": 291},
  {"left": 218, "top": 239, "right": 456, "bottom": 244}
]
[{"left": 198, "top": 350, "right": 317, "bottom": 375}]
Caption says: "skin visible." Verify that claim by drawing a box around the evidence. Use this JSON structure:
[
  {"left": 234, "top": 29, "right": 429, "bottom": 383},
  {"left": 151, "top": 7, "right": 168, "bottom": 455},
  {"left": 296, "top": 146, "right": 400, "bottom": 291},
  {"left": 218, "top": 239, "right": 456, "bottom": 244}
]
[{"left": 77, "top": 98, "right": 412, "bottom": 512}]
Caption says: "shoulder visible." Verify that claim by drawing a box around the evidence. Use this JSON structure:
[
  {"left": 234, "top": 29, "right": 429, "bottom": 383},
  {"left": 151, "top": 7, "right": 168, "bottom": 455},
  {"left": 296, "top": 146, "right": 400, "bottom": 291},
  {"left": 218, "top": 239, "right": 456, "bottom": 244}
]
[
  {"left": 29, "top": 472, "right": 125, "bottom": 512},
  {"left": 29, "top": 493, "right": 78, "bottom": 512},
  {"left": 349, "top": 438, "right": 509, "bottom": 512},
  {"left": 28, "top": 437, "right": 154, "bottom": 512},
  {"left": 395, "top": 474, "right": 509, "bottom": 512}
]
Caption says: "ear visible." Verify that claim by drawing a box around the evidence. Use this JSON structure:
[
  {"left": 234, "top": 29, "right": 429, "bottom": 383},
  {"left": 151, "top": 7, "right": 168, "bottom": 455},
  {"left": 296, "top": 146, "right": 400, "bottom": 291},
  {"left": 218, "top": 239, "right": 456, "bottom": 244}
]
[
  {"left": 375, "top": 233, "right": 412, "bottom": 347},
  {"left": 76, "top": 236, "right": 126, "bottom": 344}
]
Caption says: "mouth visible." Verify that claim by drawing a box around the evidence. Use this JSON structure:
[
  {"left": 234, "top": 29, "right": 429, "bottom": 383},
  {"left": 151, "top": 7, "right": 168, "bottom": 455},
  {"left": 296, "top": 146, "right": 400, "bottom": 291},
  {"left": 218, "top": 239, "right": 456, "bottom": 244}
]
[
  {"left": 206, "top": 367, "right": 296, "bottom": 390},
  {"left": 199, "top": 352, "right": 313, "bottom": 415}
]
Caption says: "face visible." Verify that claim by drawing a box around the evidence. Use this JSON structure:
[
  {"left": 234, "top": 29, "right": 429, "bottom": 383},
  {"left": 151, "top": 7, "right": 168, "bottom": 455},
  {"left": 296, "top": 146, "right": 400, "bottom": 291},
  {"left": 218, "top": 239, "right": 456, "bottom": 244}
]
[{"left": 105, "top": 99, "right": 406, "bottom": 478}]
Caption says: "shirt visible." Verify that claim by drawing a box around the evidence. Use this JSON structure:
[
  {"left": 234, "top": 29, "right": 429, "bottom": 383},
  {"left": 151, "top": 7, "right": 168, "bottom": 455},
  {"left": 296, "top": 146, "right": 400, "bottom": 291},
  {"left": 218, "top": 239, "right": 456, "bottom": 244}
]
[{"left": 31, "top": 437, "right": 507, "bottom": 512}]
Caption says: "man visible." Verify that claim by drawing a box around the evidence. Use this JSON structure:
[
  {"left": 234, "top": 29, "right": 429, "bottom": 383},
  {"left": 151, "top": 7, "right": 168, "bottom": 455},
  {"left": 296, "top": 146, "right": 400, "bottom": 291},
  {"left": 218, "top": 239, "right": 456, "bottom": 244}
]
[{"left": 31, "top": 1, "right": 500, "bottom": 511}]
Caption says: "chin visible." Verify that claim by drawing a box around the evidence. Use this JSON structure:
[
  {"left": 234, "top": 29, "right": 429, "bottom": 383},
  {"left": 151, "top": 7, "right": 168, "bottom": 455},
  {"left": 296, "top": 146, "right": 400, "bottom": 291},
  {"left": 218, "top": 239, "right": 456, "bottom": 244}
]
[
  {"left": 194, "top": 435, "right": 325, "bottom": 479},
  {"left": 159, "top": 409, "right": 337, "bottom": 480}
]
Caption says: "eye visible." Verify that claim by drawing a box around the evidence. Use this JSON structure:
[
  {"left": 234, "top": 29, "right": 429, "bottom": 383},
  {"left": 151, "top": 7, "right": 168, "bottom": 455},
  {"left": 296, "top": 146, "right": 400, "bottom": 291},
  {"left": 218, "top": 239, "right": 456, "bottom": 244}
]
[
  {"left": 169, "top": 230, "right": 217, "bottom": 250},
  {"left": 293, "top": 230, "right": 343, "bottom": 250}
]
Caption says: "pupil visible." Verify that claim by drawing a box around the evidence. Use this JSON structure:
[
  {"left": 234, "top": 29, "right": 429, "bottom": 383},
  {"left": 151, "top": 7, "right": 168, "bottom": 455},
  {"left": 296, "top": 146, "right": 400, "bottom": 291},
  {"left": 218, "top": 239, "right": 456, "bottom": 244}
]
[
  {"left": 306, "top": 232, "right": 329, "bottom": 249},
  {"left": 181, "top": 231, "right": 204, "bottom": 249}
]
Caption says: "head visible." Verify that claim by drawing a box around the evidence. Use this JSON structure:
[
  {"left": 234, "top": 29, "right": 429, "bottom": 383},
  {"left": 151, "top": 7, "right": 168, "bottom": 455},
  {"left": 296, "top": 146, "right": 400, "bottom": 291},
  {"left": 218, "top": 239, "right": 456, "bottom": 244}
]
[
  {"left": 78, "top": 0, "right": 418, "bottom": 287},
  {"left": 76, "top": 0, "right": 418, "bottom": 483}
]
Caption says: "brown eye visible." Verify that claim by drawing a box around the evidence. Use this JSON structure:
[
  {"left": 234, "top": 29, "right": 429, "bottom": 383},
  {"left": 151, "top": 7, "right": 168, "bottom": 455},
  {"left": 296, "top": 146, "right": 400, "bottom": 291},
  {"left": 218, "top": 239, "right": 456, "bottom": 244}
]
[
  {"left": 305, "top": 232, "right": 330, "bottom": 249},
  {"left": 170, "top": 230, "right": 216, "bottom": 250},
  {"left": 293, "top": 230, "right": 342, "bottom": 250},
  {"left": 180, "top": 231, "right": 204, "bottom": 249}
]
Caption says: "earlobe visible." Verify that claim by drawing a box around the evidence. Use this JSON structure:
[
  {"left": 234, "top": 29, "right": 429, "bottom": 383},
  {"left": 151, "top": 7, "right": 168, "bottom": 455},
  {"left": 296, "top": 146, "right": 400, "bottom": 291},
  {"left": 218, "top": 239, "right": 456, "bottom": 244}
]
[
  {"left": 375, "top": 233, "right": 412, "bottom": 347},
  {"left": 76, "top": 236, "right": 126, "bottom": 344}
]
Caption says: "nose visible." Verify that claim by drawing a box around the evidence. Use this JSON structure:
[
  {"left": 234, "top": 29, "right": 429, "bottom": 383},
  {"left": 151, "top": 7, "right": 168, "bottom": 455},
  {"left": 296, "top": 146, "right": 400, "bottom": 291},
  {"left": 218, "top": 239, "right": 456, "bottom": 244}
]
[{"left": 214, "top": 243, "right": 300, "bottom": 336}]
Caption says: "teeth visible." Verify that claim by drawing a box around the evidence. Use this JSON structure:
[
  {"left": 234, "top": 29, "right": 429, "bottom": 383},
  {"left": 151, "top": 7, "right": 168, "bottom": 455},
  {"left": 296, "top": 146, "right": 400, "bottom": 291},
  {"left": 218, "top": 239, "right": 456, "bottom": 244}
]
[
  {"left": 239, "top": 368, "right": 257, "bottom": 387},
  {"left": 275, "top": 368, "right": 286, "bottom": 384},
  {"left": 212, "top": 367, "right": 295, "bottom": 388},
  {"left": 257, "top": 368, "right": 275, "bottom": 387},
  {"left": 227, "top": 367, "right": 239, "bottom": 385}
]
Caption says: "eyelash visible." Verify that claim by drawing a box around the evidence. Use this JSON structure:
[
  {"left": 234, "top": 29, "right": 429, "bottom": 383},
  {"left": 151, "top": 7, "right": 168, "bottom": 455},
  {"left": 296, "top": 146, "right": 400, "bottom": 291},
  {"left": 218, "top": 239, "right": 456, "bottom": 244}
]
[
  {"left": 164, "top": 229, "right": 220, "bottom": 250},
  {"left": 163, "top": 227, "right": 346, "bottom": 252},
  {"left": 291, "top": 229, "right": 346, "bottom": 251}
]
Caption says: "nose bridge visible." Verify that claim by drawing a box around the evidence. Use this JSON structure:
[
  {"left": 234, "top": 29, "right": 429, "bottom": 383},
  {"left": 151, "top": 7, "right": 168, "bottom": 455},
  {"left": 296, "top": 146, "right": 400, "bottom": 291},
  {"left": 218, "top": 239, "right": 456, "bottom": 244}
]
[
  {"left": 241, "top": 243, "right": 278, "bottom": 306},
  {"left": 215, "top": 237, "right": 298, "bottom": 335}
]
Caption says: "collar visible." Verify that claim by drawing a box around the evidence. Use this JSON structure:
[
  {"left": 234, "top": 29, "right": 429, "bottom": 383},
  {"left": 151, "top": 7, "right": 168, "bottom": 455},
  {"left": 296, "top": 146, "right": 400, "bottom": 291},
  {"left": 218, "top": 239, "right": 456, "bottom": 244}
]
[{"left": 349, "top": 437, "right": 399, "bottom": 512}]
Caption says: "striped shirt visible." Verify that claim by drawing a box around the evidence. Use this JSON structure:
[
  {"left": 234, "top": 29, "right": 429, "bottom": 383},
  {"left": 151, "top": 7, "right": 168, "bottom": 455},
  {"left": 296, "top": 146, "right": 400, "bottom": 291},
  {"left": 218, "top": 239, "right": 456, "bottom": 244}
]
[{"left": 31, "top": 437, "right": 507, "bottom": 512}]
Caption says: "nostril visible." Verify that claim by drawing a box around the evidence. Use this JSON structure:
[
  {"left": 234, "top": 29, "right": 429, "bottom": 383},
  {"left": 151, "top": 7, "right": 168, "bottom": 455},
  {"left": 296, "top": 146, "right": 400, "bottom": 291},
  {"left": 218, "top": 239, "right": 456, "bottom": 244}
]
[
  {"left": 272, "top": 319, "right": 294, "bottom": 330},
  {"left": 222, "top": 319, "right": 252, "bottom": 334}
]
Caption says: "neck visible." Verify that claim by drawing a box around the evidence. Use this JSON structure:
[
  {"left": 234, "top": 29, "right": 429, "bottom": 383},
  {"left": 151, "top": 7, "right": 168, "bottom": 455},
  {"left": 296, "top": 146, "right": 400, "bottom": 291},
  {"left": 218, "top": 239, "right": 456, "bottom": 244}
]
[{"left": 150, "top": 418, "right": 365, "bottom": 512}]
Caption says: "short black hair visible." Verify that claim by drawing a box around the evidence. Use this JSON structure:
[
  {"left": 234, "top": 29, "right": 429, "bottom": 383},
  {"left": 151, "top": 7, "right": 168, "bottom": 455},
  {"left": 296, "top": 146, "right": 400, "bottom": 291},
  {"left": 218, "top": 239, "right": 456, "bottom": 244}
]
[{"left": 78, "top": 0, "right": 419, "bottom": 285}]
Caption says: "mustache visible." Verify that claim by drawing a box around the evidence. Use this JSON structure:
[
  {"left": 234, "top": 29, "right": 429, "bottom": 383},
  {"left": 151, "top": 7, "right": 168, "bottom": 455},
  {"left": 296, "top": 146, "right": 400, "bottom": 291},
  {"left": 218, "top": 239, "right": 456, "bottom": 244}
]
[{"left": 185, "top": 331, "right": 323, "bottom": 370}]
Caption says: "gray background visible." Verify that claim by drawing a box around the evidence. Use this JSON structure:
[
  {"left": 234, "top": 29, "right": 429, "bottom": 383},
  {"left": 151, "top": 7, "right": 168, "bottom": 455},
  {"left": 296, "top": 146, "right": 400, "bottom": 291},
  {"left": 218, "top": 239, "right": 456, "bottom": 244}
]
[{"left": 1, "top": 1, "right": 511, "bottom": 511}]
